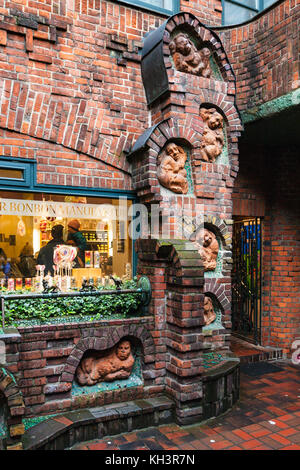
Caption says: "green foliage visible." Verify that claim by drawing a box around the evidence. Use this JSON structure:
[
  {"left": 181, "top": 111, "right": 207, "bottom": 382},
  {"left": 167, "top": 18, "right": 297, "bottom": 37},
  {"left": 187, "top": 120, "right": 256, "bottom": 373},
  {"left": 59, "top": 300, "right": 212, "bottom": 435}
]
[{"left": 2, "top": 279, "right": 142, "bottom": 326}]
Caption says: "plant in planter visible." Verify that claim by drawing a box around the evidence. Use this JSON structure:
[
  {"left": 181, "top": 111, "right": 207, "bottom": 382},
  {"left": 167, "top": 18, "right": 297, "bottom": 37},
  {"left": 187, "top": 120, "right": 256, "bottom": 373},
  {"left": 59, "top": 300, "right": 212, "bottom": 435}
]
[{"left": 2, "top": 279, "right": 142, "bottom": 326}]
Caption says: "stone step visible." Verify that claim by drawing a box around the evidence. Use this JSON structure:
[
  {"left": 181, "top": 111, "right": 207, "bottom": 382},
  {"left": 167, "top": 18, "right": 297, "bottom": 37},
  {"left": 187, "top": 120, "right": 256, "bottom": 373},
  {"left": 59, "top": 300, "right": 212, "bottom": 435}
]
[{"left": 22, "top": 395, "right": 175, "bottom": 450}]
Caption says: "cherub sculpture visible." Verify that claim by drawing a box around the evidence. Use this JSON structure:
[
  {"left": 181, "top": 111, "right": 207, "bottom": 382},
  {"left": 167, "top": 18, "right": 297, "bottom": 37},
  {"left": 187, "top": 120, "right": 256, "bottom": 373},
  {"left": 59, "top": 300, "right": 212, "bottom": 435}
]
[
  {"left": 196, "top": 228, "right": 219, "bottom": 271},
  {"left": 200, "top": 107, "right": 224, "bottom": 162},
  {"left": 169, "top": 33, "right": 212, "bottom": 78},
  {"left": 204, "top": 296, "right": 216, "bottom": 325},
  {"left": 157, "top": 142, "right": 189, "bottom": 194},
  {"left": 76, "top": 339, "right": 134, "bottom": 386}
]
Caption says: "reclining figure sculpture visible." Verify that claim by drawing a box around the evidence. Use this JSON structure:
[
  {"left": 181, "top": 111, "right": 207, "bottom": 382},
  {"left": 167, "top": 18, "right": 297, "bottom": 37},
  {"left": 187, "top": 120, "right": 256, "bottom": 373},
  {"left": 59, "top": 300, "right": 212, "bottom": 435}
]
[{"left": 76, "top": 339, "right": 134, "bottom": 386}]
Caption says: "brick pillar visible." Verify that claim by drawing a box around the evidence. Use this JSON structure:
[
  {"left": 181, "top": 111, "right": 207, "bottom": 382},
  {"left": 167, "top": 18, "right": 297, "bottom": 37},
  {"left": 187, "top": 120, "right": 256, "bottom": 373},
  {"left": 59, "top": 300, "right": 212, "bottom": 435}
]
[{"left": 136, "top": 238, "right": 206, "bottom": 424}]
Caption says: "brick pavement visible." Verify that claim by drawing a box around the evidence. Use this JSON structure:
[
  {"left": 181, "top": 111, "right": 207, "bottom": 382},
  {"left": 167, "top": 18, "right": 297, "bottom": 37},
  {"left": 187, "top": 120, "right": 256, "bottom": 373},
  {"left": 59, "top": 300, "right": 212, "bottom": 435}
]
[{"left": 71, "top": 361, "right": 300, "bottom": 450}]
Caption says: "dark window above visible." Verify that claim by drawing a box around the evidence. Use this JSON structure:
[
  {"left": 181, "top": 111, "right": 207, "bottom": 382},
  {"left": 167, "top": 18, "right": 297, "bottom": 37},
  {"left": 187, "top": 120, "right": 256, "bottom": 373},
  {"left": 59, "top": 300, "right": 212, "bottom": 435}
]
[
  {"left": 116, "top": 0, "right": 179, "bottom": 15},
  {"left": 222, "top": 0, "right": 278, "bottom": 26}
]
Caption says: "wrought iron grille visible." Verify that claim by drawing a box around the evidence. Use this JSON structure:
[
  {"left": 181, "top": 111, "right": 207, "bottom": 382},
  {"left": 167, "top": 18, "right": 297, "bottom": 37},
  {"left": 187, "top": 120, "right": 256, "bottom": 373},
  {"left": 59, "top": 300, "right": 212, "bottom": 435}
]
[{"left": 232, "top": 217, "right": 262, "bottom": 344}]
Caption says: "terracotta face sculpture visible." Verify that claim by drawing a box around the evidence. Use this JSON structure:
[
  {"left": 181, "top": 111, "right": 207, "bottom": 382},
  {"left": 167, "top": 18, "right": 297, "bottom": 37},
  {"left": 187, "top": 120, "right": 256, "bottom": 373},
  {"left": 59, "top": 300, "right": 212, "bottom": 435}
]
[
  {"left": 75, "top": 339, "right": 134, "bottom": 386},
  {"left": 200, "top": 107, "right": 224, "bottom": 162},
  {"left": 204, "top": 296, "right": 216, "bottom": 325},
  {"left": 157, "top": 142, "right": 189, "bottom": 194},
  {"left": 169, "top": 33, "right": 212, "bottom": 78},
  {"left": 197, "top": 228, "right": 219, "bottom": 271}
]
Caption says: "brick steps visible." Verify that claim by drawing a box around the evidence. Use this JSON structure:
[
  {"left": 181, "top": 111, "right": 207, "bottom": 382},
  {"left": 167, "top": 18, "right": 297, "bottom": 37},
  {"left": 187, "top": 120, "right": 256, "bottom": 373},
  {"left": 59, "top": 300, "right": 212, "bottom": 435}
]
[
  {"left": 230, "top": 336, "right": 284, "bottom": 364},
  {"left": 22, "top": 396, "right": 175, "bottom": 450}
]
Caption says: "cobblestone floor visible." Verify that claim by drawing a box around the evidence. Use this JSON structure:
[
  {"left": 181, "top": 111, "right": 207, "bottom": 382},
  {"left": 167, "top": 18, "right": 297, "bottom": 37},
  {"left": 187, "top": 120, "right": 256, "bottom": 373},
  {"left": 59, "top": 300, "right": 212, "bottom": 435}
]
[{"left": 71, "top": 361, "right": 300, "bottom": 450}]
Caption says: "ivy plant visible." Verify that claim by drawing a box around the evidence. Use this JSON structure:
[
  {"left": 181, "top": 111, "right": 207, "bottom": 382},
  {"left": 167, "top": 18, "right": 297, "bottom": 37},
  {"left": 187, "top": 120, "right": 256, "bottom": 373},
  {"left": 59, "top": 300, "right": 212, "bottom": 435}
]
[{"left": 1, "top": 279, "right": 142, "bottom": 326}]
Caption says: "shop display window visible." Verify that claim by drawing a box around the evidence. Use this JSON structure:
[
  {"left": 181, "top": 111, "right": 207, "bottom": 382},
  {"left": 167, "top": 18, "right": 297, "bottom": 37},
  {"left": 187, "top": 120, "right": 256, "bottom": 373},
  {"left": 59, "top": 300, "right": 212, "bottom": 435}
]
[{"left": 0, "top": 191, "right": 133, "bottom": 292}]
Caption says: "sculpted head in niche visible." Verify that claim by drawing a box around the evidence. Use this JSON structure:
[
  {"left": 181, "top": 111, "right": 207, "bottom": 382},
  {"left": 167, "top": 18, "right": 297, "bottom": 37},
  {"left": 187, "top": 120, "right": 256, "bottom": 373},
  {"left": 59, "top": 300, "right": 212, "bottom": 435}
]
[
  {"left": 116, "top": 340, "right": 131, "bottom": 361},
  {"left": 204, "top": 296, "right": 217, "bottom": 326},
  {"left": 195, "top": 227, "right": 219, "bottom": 271},
  {"left": 200, "top": 107, "right": 224, "bottom": 162},
  {"left": 157, "top": 142, "right": 189, "bottom": 194},
  {"left": 169, "top": 33, "right": 212, "bottom": 78}
]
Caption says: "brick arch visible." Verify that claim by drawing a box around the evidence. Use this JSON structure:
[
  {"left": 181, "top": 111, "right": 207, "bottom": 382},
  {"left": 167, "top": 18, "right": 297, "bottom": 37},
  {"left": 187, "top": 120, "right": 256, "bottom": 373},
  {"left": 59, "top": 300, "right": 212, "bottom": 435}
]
[
  {"left": 128, "top": 117, "right": 207, "bottom": 201},
  {"left": 204, "top": 214, "right": 232, "bottom": 249},
  {"left": 164, "top": 11, "right": 236, "bottom": 83},
  {"left": 60, "top": 324, "right": 155, "bottom": 384},
  {"left": 0, "top": 367, "right": 25, "bottom": 450},
  {"left": 148, "top": 118, "right": 202, "bottom": 152},
  {"left": 204, "top": 278, "right": 231, "bottom": 315},
  {"left": 196, "top": 91, "right": 242, "bottom": 135}
]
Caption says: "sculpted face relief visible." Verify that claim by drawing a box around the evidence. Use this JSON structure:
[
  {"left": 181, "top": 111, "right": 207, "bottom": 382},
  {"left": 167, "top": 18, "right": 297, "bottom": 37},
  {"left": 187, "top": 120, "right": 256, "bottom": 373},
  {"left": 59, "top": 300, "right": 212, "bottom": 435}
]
[
  {"left": 197, "top": 228, "right": 219, "bottom": 271},
  {"left": 203, "top": 296, "right": 217, "bottom": 326},
  {"left": 169, "top": 33, "right": 212, "bottom": 78},
  {"left": 157, "top": 142, "right": 189, "bottom": 194},
  {"left": 200, "top": 108, "right": 224, "bottom": 162}
]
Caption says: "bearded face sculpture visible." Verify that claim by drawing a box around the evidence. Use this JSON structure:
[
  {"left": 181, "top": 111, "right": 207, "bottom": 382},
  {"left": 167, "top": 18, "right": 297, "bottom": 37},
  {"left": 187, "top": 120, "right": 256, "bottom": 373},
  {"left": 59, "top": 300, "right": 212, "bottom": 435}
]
[
  {"left": 76, "top": 339, "right": 134, "bottom": 386},
  {"left": 204, "top": 296, "right": 216, "bottom": 326},
  {"left": 200, "top": 107, "right": 224, "bottom": 162},
  {"left": 196, "top": 228, "right": 219, "bottom": 271},
  {"left": 157, "top": 142, "right": 189, "bottom": 194},
  {"left": 169, "top": 33, "right": 212, "bottom": 78}
]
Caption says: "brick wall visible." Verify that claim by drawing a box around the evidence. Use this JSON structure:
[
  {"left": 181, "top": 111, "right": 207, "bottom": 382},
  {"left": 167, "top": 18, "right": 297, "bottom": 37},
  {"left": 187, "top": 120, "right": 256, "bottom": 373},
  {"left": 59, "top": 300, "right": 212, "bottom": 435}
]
[
  {"left": 0, "top": 0, "right": 222, "bottom": 189},
  {"left": 219, "top": 0, "right": 300, "bottom": 112},
  {"left": 2, "top": 317, "right": 163, "bottom": 417}
]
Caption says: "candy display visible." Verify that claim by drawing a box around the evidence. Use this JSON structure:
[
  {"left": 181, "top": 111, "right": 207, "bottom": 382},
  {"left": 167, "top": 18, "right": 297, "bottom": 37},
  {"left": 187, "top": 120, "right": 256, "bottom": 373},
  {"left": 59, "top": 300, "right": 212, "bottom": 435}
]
[
  {"left": 53, "top": 245, "right": 77, "bottom": 292},
  {"left": 93, "top": 251, "right": 100, "bottom": 269},
  {"left": 85, "top": 251, "right": 92, "bottom": 267},
  {"left": 7, "top": 278, "right": 14, "bottom": 291},
  {"left": 15, "top": 278, "right": 23, "bottom": 290}
]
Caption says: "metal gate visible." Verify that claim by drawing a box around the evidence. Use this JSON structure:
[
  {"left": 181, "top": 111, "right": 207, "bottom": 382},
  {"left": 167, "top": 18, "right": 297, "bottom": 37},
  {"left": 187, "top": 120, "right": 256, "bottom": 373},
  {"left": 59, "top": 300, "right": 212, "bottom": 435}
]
[{"left": 232, "top": 217, "right": 262, "bottom": 344}]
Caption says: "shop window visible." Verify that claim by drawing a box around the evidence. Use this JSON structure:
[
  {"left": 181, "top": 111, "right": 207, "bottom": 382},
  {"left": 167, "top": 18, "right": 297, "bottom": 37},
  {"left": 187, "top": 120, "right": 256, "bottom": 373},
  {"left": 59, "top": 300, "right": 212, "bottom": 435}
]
[
  {"left": 117, "top": 0, "right": 179, "bottom": 15},
  {"left": 0, "top": 192, "right": 134, "bottom": 290},
  {"left": 222, "top": 0, "right": 278, "bottom": 26}
]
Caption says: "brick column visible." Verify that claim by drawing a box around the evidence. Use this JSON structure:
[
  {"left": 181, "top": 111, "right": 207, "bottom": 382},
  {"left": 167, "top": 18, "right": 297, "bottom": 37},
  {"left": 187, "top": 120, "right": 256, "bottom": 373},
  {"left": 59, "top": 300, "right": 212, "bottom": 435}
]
[{"left": 136, "top": 238, "right": 207, "bottom": 424}]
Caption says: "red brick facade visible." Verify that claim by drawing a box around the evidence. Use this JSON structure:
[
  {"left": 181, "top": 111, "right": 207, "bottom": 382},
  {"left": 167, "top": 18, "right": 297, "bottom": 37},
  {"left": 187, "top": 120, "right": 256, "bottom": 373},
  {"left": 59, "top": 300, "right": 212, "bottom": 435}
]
[
  {"left": 219, "top": 0, "right": 300, "bottom": 111},
  {"left": 0, "top": 0, "right": 299, "bottom": 447}
]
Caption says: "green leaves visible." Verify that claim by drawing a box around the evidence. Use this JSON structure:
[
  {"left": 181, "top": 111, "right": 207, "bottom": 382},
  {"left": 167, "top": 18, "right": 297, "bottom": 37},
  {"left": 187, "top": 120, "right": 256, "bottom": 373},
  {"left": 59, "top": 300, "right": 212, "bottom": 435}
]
[{"left": 3, "top": 278, "right": 142, "bottom": 326}]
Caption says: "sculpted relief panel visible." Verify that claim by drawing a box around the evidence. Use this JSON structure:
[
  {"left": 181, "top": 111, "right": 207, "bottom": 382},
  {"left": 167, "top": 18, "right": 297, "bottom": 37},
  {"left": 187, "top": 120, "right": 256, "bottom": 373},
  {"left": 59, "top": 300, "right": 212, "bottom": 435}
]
[
  {"left": 204, "top": 296, "right": 216, "bottom": 326},
  {"left": 76, "top": 339, "right": 134, "bottom": 386},
  {"left": 197, "top": 228, "right": 219, "bottom": 271},
  {"left": 169, "top": 33, "right": 212, "bottom": 78},
  {"left": 157, "top": 142, "right": 189, "bottom": 194},
  {"left": 200, "top": 107, "right": 224, "bottom": 162}
]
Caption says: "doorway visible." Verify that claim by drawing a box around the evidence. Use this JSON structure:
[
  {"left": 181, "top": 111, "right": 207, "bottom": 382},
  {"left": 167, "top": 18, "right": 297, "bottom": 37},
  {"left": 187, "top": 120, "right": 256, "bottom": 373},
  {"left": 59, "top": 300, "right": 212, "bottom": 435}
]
[{"left": 232, "top": 217, "right": 262, "bottom": 344}]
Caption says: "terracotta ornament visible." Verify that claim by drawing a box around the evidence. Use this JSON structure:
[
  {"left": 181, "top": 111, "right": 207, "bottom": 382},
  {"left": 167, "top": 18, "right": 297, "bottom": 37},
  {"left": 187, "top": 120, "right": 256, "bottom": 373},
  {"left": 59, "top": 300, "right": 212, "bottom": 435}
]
[
  {"left": 76, "top": 339, "right": 134, "bottom": 386},
  {"left": 169, "top": 33, "right": 212, "bottom": 78},
  {"left": 197, "top": 228, "right": 219, "bottom": 271},
  {"left": 157, "top": 142, "right": 189, "bottom": 194},
  {"left": 204, "top": 296, "right": 216, "bottom": 325},
  {"left": 200, "top": 107, "right": 224, "bottom": 162}
]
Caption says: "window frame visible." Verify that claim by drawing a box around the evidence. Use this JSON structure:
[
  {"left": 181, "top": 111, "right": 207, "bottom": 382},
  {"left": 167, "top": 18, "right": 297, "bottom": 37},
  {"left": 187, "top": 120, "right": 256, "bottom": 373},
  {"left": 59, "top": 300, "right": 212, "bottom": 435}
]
[
  {"left": 0, "top": 157, "right": 36, "bottom": 188},
  {"left": 221, "top": 0, "right": 278, "bottom": 26},
  {"left": 114, "top": 0, "right": 180, "bottom": 16}
]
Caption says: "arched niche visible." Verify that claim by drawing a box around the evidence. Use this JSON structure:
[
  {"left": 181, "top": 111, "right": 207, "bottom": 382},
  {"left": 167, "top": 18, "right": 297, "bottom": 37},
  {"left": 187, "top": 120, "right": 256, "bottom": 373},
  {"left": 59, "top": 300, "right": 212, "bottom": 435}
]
[
  {"left": 199, "top": 103, "right": 229, "bottom": 165},
  {"left": 141, "top": 11, "right": 236, "bottom": 106},
  {"left": 203, "top": 292, "right": 225, "bottom": 331}
]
